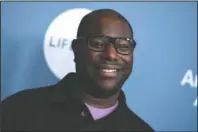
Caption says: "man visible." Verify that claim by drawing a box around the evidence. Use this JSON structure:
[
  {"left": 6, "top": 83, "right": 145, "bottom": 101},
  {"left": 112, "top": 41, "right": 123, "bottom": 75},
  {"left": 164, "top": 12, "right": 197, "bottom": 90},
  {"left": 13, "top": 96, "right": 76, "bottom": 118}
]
[{"left": 1, "top": 9, "right": 154, "bottom": 131}]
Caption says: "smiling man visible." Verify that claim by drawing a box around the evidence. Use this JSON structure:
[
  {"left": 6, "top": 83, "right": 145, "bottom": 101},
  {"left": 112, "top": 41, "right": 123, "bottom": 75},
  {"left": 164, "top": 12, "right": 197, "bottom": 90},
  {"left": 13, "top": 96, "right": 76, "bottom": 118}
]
[{"left": 2, "top": 9, "right": 154, "bottom": 131}]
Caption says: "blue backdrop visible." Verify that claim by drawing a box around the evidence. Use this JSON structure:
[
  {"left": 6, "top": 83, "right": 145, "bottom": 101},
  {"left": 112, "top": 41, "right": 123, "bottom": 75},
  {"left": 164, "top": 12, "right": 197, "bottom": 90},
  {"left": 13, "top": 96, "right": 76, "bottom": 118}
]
[{"left": 1, "top": 2, "right": 197, "bottom": 131}]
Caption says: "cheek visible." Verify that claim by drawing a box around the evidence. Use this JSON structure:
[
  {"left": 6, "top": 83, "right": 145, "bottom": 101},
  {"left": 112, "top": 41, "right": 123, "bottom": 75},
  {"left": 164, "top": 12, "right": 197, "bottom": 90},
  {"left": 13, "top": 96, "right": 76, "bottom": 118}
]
[
  {"left": 87, "top": 51, "right": 101, "bottom": 64},
  {"left": 86, "top": 51, "right": 101, "bottom": 78},
  {"left": 87, "top": 51, "right": 94, "bottom": 62},
  {"left": 87, "top": 51, "right": 98, "bottom": 73},
  {"left": 123, "top": 55, "right": 133, "bottom": 70}
]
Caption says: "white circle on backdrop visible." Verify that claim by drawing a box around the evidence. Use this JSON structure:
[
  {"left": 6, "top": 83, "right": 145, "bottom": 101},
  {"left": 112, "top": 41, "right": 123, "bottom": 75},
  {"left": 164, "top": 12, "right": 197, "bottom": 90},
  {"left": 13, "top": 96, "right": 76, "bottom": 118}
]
[{"left": 44, "top": 8, "right": 92, "bottom": 79}]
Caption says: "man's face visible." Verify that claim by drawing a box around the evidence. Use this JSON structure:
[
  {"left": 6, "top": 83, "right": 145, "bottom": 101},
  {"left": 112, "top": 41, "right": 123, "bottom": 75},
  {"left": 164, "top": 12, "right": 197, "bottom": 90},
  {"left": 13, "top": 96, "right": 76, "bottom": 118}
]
[{"left": 75, "top": 17, "right": 134, "bottom": 95}]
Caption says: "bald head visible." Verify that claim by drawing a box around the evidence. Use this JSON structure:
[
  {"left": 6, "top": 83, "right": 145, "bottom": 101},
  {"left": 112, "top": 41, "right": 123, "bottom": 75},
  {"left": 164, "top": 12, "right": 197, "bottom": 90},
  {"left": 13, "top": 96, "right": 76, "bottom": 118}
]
[
  {"left": 72, "top": 9, "right": 135, "bottom": 98},
  {"left": 77, "top": 9, "right": 133, "bottom": 38}
]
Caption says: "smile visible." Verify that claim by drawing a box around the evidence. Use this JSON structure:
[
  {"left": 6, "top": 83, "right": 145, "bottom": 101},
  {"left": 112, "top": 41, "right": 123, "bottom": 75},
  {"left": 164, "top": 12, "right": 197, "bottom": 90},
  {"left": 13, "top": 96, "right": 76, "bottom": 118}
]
[
  {"left": 100, "top": 69, "right": 117, "bottom": 72},
  {"left": 98, "top": 68, "right": 119, "bottom": 78}
]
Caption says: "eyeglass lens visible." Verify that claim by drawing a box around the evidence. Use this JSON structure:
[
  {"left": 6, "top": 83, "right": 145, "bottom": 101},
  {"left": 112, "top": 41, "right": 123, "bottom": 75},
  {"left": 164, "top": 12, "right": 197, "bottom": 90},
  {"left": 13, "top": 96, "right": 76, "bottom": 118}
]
[{"left": 88, "top": 36, "right": 133, "bottom": 55}]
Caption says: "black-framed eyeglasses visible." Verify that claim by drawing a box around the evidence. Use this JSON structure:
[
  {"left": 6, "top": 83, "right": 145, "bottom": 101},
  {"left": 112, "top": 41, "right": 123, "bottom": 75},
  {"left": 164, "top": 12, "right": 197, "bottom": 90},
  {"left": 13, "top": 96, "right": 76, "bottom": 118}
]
[{"left": 77, "top": 35, "right": 136, "bottom": 55}]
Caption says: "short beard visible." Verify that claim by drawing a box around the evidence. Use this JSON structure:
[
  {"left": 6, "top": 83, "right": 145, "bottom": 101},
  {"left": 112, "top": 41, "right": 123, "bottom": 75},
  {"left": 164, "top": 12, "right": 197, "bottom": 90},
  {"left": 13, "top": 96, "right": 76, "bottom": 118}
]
[
  {"left": 77, "top": 73, "right": 127, "bottom": 99},
  {"left": 75, "top": 63, "right": 131, "bottom": 99},
  {"left": 86, "top": 82, "right": 121, "bottom": 99}
]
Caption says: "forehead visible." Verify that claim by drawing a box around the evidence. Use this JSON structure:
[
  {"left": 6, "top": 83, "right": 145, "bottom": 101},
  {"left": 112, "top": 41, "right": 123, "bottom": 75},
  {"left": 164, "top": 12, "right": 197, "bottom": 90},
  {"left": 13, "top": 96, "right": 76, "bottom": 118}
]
[{"left": 87, "top": 17, "right": 132, "bottom": 38}]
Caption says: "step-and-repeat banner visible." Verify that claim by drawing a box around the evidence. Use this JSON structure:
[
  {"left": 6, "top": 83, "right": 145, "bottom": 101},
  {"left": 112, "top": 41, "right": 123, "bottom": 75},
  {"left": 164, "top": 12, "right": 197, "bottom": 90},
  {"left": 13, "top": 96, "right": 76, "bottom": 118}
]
[{"left": 1, "top": 2, "right": 197, "bottom": 131}]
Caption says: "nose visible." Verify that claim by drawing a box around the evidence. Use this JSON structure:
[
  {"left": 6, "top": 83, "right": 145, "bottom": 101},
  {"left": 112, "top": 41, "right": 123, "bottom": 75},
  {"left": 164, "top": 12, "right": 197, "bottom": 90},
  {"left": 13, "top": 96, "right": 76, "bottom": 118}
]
[{"left": 103, "top": 43, "right": 118, "bottom": 60}]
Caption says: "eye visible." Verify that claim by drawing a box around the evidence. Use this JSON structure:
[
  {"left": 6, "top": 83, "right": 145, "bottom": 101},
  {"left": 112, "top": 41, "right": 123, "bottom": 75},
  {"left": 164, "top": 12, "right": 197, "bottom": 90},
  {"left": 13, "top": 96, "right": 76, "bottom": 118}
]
[
  {"left": 91, "top": 41, "right": 104, "bottom": 48},
  {"left": 117, "top": 44, "right": 130, "bottom": 49},
  {"left": 116, "top": 44, "right": 132, "bottom": 54},
  {"left": 96, "top": 42, "right": 103, "bottom": 46}
]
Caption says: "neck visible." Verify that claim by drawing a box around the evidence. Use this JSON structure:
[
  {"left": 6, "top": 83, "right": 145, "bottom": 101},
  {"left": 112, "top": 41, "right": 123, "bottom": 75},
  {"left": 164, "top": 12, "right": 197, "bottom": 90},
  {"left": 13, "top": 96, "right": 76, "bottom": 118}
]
[{"left": 81, "top": 91, "right": 120, "bottom": 108}]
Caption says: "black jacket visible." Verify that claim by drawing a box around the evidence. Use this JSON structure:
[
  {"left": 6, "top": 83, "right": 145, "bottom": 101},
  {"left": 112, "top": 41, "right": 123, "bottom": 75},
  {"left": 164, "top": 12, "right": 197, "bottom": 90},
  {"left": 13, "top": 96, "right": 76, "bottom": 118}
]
[{"left": 1, "top": 73, "right": 154, "bottom": 131}]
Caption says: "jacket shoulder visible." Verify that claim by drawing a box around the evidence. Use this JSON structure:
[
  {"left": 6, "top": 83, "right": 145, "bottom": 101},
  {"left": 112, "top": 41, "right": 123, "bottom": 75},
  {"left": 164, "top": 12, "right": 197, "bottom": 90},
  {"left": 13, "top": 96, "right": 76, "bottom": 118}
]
[
  {"left": 121, "top": 107, "right": 154, "bottom": 131},
  {"left": 2, "top": 85, "right": 55, "bottom": 109},
  {"left": 1, "top": 85, "right": 56, "bottom": 130}
]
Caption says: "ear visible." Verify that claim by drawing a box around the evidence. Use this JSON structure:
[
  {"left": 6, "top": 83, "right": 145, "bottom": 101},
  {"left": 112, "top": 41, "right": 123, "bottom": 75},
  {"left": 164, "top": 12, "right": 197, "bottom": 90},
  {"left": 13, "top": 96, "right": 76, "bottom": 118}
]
[
  {"left": 72, "top": 39, "right": 77, "bottom": 62},
  {"left": 72, "top": 39, "right": 84, "bottom": 63},
  {"left": 72, "top": 39, "right": 77, "bottom": 52}
]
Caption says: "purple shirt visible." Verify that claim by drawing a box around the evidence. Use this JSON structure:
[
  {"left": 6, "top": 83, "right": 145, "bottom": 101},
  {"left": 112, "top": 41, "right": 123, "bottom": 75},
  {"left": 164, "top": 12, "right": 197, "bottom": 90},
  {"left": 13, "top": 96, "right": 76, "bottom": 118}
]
[{"left": 85, "top": 101, "right": 119, "bottom": 120}]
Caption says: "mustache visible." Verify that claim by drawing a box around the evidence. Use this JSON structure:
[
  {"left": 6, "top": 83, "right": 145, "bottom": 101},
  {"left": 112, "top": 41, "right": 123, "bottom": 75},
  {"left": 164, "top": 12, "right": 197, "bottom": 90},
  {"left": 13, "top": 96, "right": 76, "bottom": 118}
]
[
  {"left": 94, "top": 62, "right": 123, "bottom": 70},
  {"left": 99, "top": 60, "right": 123, "bottom": 65}
]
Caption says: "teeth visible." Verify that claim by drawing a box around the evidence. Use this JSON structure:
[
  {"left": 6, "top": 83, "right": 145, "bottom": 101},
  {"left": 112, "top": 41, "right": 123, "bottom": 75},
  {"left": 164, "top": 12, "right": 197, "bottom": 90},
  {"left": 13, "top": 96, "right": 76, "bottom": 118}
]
[{"left": 101, "top": 69, "right": 117, "bottom": 72}]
